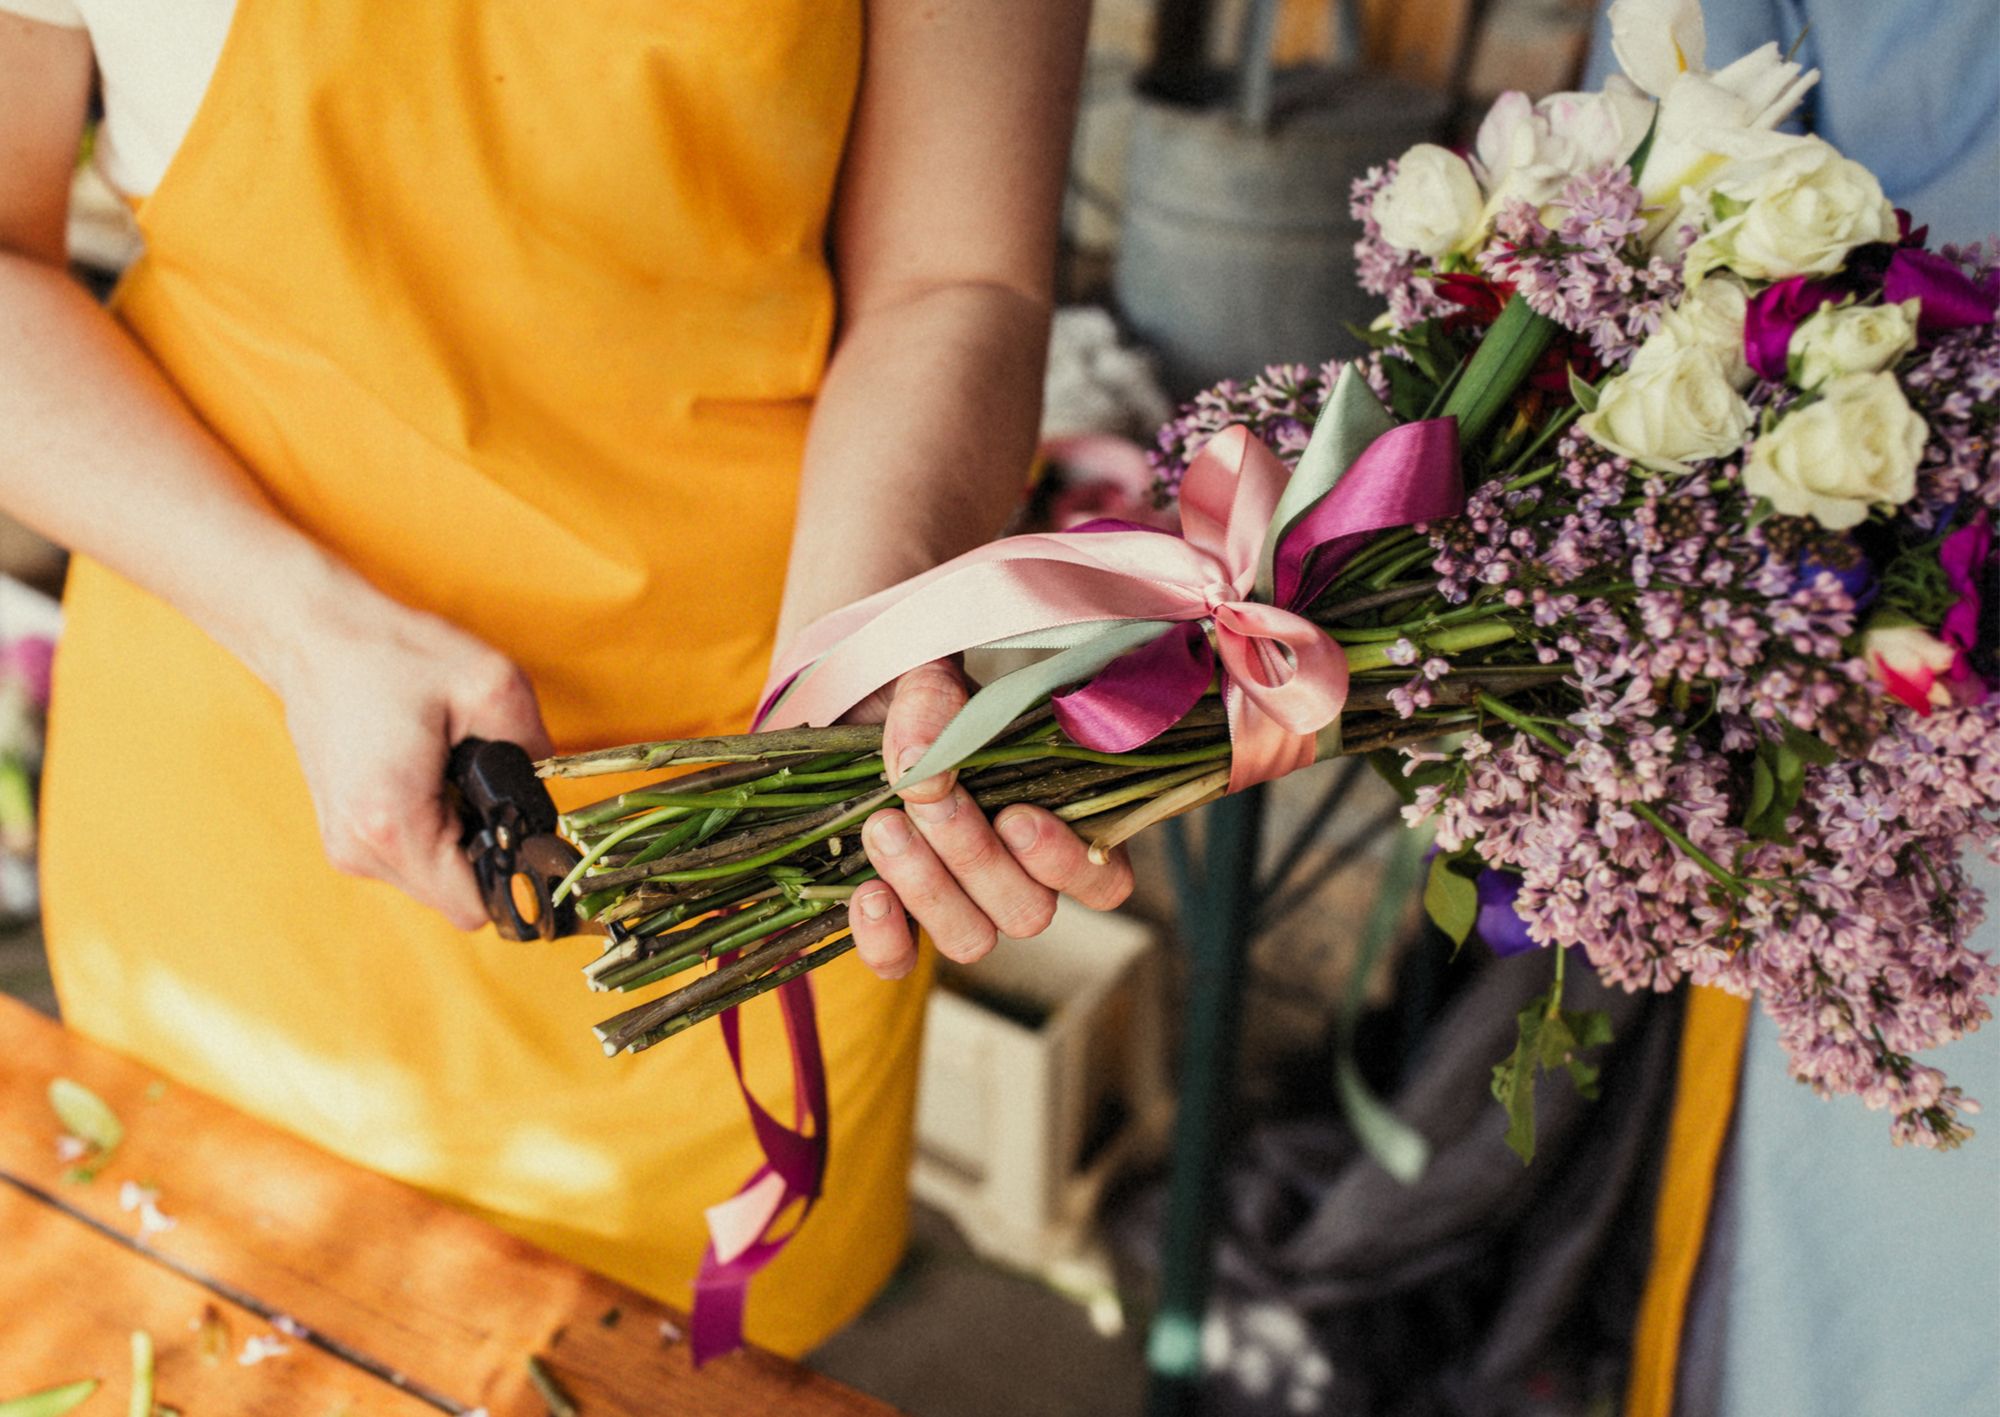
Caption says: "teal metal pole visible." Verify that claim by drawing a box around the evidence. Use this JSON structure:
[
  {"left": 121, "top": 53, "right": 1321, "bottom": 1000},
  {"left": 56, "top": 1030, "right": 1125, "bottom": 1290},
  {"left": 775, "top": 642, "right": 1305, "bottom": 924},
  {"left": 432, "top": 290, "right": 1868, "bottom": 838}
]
[{"left": 1143, "top": 785, "right": 1265, "bottom": 1417}]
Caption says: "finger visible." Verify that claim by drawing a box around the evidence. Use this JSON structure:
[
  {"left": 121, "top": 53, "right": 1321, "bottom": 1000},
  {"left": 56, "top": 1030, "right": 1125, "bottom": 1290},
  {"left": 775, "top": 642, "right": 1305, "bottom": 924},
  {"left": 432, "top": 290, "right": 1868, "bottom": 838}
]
[
  {"left": 384, "top": 790, "right": 489, "bottom": 931},
  {"left": 882, "top": 661, "right": 967, "bottom": 805},
  {"left": 406, "top": 821, "right": 493, "bottom": 932},
  {"left": 863, "top": 808, "right": 998, "bottom": 964},
  {"left": 848, "top": 879, "right": 919, "bottom": 980},
  {"left": 322, "top": 788, "right": 488, "bottom": 932},
  {"left": 994, "top": 806, "right": 1136, "bottom": 911},
  {"left": 454, "top": 661, "right": 556, "bottom": 760},
  {"left": 905, "top": 786, "right": 1057, "bottom": 941}
]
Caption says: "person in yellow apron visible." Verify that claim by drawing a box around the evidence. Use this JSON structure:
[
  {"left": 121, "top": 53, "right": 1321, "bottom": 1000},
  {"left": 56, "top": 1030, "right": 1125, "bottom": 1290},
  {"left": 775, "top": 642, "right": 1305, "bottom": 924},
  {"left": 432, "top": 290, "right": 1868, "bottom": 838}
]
[{"left": 0, "top": 0, "right": 1130, "bottom": 1355}]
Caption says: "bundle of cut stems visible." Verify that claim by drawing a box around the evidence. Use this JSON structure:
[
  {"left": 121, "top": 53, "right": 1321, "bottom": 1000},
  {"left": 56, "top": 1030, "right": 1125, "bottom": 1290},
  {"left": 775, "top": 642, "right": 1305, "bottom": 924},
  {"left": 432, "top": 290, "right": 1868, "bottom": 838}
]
[{"left": 541, "top": 644, "right": 1564, "bottom": 1057}]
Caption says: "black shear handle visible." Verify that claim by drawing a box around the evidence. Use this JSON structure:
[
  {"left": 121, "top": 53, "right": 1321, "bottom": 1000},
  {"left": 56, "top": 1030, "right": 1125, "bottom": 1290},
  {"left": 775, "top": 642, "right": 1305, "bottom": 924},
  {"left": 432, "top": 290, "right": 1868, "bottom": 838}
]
[{"left": 445, "top": 737, "right": 581, "bottom": 941}]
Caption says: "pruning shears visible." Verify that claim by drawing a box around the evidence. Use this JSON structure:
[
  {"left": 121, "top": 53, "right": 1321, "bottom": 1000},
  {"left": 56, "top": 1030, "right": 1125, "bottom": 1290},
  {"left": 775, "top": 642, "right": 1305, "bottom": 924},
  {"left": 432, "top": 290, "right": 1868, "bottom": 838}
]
[{"left": 444, "top": 737, "right": 592, "bottom": 941}]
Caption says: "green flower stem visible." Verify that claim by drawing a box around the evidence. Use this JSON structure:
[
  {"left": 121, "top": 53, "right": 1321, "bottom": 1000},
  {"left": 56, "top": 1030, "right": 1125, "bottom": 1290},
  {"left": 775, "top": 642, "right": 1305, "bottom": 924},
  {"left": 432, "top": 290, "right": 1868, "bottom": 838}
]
[
  {"left": 1052, "top": 761, "right": 1223, "bottom": 822},
  {"left": 1497, "top": 405, "right": 1580, "bottom": 482},
  {"left": 1362, "top": 541, "right": 1442, "bottom": 590},
  {"left": 634, "top": 787, "right": 898, "bottom": 887},
  {"left": 1475, "top": 691, "right": 1748, "bottom": 899},
  {"left": 1343, "top": 619, "right": 1516, "bottom": 673},
  {"left": 1328, "top": 596, "right": 1504, "bottom": 643},
  {"left": 621, "top": 936, "right": 858, "bottom": 1054}
]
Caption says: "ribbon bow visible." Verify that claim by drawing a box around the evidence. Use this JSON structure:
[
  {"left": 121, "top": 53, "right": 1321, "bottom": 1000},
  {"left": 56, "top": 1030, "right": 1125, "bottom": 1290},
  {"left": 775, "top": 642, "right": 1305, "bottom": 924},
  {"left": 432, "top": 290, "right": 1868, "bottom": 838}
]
[{"left": 690, "top": 365, "right": 1462, "bottom": 1363}]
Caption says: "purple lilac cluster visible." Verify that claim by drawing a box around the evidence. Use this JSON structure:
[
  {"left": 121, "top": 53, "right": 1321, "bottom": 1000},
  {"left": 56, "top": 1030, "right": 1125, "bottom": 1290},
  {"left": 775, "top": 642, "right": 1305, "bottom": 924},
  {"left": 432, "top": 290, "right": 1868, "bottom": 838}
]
[
  {"left": 1351, "top": 162, "right": 1451, "bottom": 331},
  {"left": 1475, "top": 166, "right": 1688, "bottom": 368},
  {"left": 1424, "top": 430, "right": 1874, "bottom": 734},
  {"left": 1415, "top": 702, "right": 2000, "bottom": 1146},
  {"left": 1407, "top": 427, "right": 2000, "bottom": 1144},
  {"left": 1146, "top": 359, "right": 1342, "bottom": 506},
  {"left": 1900, "top": 244, "right": 2000, "bottom": 531}
]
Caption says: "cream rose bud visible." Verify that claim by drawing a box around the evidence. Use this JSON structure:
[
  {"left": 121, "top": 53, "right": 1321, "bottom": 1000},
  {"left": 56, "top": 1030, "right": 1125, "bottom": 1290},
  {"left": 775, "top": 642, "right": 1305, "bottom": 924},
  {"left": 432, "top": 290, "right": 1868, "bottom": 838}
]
[
  {"left": 1790, "top": 299, "right": 1920, "bottom": 389},
  {"left": 1373, "top": 145, "right": 1484, "bottom": 259},
  {"left": 1741, "top": 372, "right": 1928, "bottom": 529},
  {"left": 1580, "top": 343, "right": 1754, "bottom": 471},
  {"left": 1654, "top": 278, "right": 1753, "bottom": 389},
  {"left": 1685, "top": 133, "right": 1898, "bottom": 283}
]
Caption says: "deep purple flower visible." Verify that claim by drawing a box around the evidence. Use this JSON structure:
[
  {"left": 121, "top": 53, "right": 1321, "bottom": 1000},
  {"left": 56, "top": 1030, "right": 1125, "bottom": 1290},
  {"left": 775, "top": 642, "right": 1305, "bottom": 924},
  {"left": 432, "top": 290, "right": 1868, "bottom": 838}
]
[
  {"left": 1743, "top": 276, "right": 1843, "bottom": 382},
  {"left": 1885, "top": 248, "right": 2000, "bottom": 332},
  {"left": 1475, "top": 869, "right": 1538, "bottom": 957}
]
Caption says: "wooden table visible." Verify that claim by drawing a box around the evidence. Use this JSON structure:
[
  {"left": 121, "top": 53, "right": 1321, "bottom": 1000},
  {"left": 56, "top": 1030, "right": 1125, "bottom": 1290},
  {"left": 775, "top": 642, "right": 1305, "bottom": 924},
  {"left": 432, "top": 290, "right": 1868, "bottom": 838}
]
[{"left": 0, "top": 996, "right": 894, "bottom": 1416}]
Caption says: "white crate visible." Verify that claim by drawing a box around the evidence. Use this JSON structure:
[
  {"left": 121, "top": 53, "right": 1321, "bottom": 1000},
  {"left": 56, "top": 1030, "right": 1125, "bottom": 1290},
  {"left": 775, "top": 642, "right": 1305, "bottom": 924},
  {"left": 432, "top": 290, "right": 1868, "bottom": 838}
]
[{"left": 912, "top": 899, "right": 1172, "bottom": 1271}]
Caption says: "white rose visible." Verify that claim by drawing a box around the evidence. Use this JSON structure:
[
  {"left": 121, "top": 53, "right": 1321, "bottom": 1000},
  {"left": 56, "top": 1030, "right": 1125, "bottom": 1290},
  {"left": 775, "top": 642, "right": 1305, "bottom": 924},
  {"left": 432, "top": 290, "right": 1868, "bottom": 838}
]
[
  {"left": 1580, "top": 343, "right": 1753, "bottom": 471},
  {"left": 1651, "top": 276, "right": 1752, "bottom": 388},
  {"left": 1685, "top": 133, "right": 1898, "bottom": 283},
  {"left": 1789, "top": 299, "right": 1920, "bottom": 389},
  {"left": 1741, "top": 372, "right": 1928, "bottom": 529},
  {"left": 1373, "top": 145, "right": 1484, "bottom": 259}
]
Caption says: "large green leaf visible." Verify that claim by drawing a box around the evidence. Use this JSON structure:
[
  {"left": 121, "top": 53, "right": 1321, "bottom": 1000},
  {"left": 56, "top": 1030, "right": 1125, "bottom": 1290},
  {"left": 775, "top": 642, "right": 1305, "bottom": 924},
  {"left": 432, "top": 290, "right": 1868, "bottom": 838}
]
[{"left": 1440, "top": 297, "right": 1559, "bottom": 449}]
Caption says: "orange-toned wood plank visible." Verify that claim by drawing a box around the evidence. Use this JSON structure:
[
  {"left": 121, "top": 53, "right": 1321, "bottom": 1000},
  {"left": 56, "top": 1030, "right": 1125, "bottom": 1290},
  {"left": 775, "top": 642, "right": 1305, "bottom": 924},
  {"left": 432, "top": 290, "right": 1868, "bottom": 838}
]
[
  {"left": 0, "top": 998, "right": 891, "bottom": 1417},
  {"left": 0, "top": 1183, "right": 438, "bottom": 1416}
]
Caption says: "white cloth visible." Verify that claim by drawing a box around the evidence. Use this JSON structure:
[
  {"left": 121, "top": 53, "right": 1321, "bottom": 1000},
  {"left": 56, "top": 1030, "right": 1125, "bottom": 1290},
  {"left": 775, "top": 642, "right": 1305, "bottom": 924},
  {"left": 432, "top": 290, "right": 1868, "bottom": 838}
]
[{"left": 3, "top": 0, "right": 232, "bottom": 198}]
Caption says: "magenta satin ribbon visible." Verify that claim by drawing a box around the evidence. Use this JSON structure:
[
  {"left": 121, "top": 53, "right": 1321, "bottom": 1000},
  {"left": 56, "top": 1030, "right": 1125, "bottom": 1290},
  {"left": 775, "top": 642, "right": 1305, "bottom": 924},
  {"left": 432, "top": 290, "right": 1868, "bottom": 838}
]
[{"left": 688, "top": 416, "right": 1460, "bottom": 1361}]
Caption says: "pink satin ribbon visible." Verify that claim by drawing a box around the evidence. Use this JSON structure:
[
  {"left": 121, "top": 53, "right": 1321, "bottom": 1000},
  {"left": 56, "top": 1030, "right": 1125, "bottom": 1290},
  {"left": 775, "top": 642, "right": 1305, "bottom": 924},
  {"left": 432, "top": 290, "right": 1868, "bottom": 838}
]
[
  {"left": 689, "top": 416, "right": 1460, "bottom": 1361},
  {"left": 762, "top": 419, "right": 1457, "bottom": 790}
]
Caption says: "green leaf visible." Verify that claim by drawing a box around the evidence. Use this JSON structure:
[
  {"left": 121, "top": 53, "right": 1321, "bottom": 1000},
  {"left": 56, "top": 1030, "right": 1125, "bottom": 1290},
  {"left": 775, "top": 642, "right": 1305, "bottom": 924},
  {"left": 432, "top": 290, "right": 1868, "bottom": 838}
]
[
  {"left": 1423, "top": 849, "right": 1481, "bottom": 946},
  {"left": 1625, "top": 105, "right": 1662, "bottom": 183},
  {"left": 0, "top": 1380, "right": 101, "bottom": 1417},
  {"left": 1492, "top": 990, "right": 1615, "bottom": 1164},
  {"left": 1566, "top": 365, "right": 1601, "bottom": 414},
  {"left": 1744, "top": 756, "right": 1776, "bottom": 832},
  {"left": 1381, "top": 351, "right": 1439, "bottom": 424},
  {"left": 1781, "top": 724, "right": 1839, "bottom": 767},
  {"left": 1440, "top": 297, "right": 1560, "bottom": 449},
  {"left": 48, "top": 1079, "right": 123, "bottom": 1157},
  {"left": 1491, "top": 991, "right": 1550, "bottom": 1163}
]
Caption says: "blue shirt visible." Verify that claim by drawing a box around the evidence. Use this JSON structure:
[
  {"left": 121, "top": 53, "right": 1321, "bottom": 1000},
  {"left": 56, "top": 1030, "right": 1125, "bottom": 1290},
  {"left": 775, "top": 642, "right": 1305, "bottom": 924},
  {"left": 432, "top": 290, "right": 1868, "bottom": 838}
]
[
  {"left": 1585, "top": 8, "right": 2000, "bottom": 1415},
  {"left": 1585, "top": 0, "right": 2000, "bottom": 245}
]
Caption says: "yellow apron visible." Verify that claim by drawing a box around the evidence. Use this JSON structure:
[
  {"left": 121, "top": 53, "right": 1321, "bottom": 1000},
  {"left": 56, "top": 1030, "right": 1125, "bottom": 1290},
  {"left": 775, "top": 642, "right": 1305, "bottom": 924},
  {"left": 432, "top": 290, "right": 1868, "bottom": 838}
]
[
  {"left": 1624, "top": 989, "right": 1751, "bottom": 1417},
  {"left": 41, "top": 0, "right": 933, "bottom": 1355}
]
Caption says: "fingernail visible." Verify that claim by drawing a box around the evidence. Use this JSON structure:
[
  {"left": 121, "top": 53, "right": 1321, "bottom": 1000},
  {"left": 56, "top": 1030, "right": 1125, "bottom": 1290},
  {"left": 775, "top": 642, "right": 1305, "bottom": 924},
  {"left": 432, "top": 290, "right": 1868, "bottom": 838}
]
[
  {"left": 896, "top": 746, "right": 925, "bottom": 781},
  {"left": 999, "top": 811, "right": 1039, "bottom": 851},
  {"left": 870, "top": 813, "right": 912, "bottom": 856},
  {"left": 858, "top": 887, "right": 891, "bottom": 921},
  {"left": 907, "top": 790, "right": 959, "bottom": 825}
]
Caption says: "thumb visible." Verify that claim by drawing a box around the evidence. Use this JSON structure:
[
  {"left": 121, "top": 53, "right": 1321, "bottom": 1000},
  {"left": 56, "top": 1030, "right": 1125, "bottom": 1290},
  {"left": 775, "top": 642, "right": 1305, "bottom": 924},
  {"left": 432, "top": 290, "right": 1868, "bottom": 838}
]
[{"left": 882, "top": 659, "right": 967, "bottom": 805}]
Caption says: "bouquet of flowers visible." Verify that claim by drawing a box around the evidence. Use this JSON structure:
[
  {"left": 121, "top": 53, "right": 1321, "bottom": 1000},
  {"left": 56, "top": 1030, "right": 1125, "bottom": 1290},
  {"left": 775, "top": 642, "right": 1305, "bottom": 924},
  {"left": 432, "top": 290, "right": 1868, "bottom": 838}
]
[{"left": 544, "top": 0, "right": 1998, "bottom": 1156}]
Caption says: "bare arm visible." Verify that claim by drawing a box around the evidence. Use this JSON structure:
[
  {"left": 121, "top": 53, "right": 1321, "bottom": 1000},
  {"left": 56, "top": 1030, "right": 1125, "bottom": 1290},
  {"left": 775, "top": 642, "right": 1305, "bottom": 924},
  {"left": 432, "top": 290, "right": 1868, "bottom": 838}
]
[
  {"left": 782, "top": 0, "right": 1134, "bottom": 979},
  {"left": 0, "top": 15, "right": 547, "bottom": 927}
]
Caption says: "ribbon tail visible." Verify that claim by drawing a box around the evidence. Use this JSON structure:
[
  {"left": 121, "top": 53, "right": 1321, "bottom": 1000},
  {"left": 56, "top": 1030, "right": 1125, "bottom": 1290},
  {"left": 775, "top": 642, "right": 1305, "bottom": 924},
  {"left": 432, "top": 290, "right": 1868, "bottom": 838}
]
[
  {"left": 1053, "top": 622, "right": 1214, "bottom": 752},
  {"left": 689, "top": 972, "right": 829, "bottom": 1366}
]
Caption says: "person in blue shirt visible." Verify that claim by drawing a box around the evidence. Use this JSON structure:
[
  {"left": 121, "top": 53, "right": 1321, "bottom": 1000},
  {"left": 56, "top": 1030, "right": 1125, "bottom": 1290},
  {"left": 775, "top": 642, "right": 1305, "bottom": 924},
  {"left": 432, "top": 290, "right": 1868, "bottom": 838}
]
[{"left": 1583, "top": 8, "right": 2000, "bottom": 1414}]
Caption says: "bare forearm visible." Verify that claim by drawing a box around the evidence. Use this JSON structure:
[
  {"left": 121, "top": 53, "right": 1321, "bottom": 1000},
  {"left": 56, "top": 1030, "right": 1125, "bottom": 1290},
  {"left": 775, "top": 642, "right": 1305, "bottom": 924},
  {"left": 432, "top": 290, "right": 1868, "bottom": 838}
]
[
  {"left": 775, "top": 281, "right": 1050, "bottom": 647},
  {"left": 0, "top": 252, "right": 341, "bottom": 686}
]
